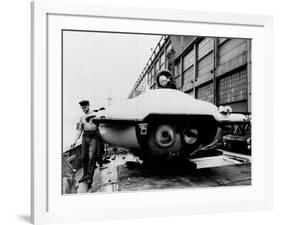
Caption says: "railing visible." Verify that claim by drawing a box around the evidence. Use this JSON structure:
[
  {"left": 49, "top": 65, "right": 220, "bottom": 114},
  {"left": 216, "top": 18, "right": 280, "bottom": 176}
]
[{"left": 128, "top": 35, "right": 169, "bottom": 98}]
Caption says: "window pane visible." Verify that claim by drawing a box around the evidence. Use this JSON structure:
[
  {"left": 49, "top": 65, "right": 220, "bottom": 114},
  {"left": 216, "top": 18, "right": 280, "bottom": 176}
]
[
  {"left": 218, "top": 69, "right": 247, "bottom": 104},
  {"left": 196, "top": 83, "right": 214, "bottom": 103}
]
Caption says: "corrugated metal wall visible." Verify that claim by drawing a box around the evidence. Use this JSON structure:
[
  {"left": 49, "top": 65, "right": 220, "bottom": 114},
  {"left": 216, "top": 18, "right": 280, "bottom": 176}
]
[
  {"left": 130, "top": 36, "right": 251, "bottom": 113},
  {"left": 174, "top": 37, "right": 250, "bottom": 112},
  {"left": 217, "top": 39, "right": 247, "bottom": 76},
  {"left": 216, "top": 39, "right": 249, "bottom": 112}
]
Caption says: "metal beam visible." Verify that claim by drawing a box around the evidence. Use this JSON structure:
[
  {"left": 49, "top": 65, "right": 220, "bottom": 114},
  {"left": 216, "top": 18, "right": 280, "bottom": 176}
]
[
  {"left": 193, "top": 43, "right": 198, "bottom": 97},
  {"left": 246, "top": 40, "right": 252, "bottom": 113},
  {"left": 213, "top": 37, "right": 219, "bottom": 105}
]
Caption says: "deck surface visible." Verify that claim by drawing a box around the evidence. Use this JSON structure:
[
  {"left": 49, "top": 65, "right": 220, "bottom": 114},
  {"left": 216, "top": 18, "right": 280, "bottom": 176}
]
[{"left": 68, "top": 151, "right": 251, "bottom": 194}]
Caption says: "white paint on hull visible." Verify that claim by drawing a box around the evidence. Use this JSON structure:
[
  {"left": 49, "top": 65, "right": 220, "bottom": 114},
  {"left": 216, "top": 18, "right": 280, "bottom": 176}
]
[{"left": 99, "top": 124, "right": 140, "bottom": 149}]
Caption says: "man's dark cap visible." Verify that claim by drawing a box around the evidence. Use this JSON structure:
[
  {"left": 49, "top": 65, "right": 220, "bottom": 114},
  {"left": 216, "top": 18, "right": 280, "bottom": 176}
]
[
  {"left": 157, "top": 69, "right": 173, "bottom": 79},
  {"left": 79, "top": 100, "right": 90, "bottom": 106}
]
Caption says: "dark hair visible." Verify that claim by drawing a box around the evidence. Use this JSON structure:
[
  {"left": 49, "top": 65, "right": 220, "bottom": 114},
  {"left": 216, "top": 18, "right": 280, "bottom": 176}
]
[
  {"left": 155, "top": 69, "right": 176, "bottom": 89},
  {"left": 79, "top": 100, "right": 90, "bottom": 106}
]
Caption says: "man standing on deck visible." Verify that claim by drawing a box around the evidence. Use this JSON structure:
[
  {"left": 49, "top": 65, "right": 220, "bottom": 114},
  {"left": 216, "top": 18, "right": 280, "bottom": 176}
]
[{"left": 71, "top": 100, "right": 104, "bottom": 185}]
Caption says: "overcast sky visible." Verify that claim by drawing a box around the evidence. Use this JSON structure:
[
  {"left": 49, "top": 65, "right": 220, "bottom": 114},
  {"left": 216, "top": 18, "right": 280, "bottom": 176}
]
[{"left": 63, "top": 31, "right": 161, "bottom": 148}]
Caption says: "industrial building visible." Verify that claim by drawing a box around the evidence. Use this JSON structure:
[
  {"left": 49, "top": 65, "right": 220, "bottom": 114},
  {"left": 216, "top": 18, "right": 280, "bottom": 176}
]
[{"left": 128, "top": 35, "right": 251, "bottom": 113}]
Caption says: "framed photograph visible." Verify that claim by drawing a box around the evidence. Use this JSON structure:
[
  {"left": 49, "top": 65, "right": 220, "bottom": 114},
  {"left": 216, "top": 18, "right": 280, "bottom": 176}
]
[{"left": 31, "top": 1, "right": 273, "bottom": 224}]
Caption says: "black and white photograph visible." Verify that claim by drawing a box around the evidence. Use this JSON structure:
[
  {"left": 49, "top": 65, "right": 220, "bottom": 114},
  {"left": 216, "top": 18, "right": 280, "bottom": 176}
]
[
  {"left": 0, "top": 0, "right": 277, "bottom": 224},
  {"left": 62, "top": 31, "right": 252, "bottom": 194}
]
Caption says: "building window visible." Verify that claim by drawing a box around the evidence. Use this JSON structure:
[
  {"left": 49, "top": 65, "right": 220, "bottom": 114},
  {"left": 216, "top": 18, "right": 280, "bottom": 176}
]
[
  {"left": 218, "top": 68, "right": 247, "bottom": 105},
  {"left": 182, "top": 50, "right": 195, "bottom": 92},
  {"left": 182, "top": 67, "right": 194, "bottom": 92},
  {"left": 196, "top": 82, "right": 214, "bottom": 103}
]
